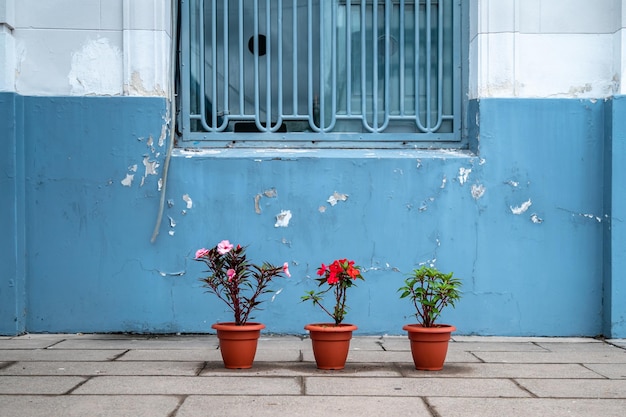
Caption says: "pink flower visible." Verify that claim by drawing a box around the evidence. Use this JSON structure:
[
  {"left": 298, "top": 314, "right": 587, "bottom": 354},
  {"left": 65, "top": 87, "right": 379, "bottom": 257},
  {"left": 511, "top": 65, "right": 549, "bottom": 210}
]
[
  {"left": 227, "top": 269, "right": 236, "bottom": 282},
  {"left": 283, "top": 262, "right": 291, "bottom": 278},
  {"left": 217, "top": 240, "right": 234, "bottom": 255},
  {"left": 195, "top": 248, "right": 210, "bottom": 259}
]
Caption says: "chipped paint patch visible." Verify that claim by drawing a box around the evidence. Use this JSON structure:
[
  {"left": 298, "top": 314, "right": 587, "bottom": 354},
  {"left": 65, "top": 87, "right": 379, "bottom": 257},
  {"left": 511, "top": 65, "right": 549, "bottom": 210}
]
[
  {"left": 69, "top": 38, "right": 123, "bottom": 95},
  {"left": 143, "top": 156, "right": 159, "bottom": 176},
  {"left": 327, "top": 192, "right": 349, "bottom": 206},
  {"left": 121, "top": 173, "right": 134, "bottom": 187},
  {"left": 530, "top": 213, "right": 544, "bottom": 224},
  {"left": 580, "top": 213, "right": 602, "bottom": 222},
  {"left": 506, "top": 180, "right": 519, "bottom": 188},
  {"left": 440, "top": 176, "right": 447, "bottom": 189},
  {"left": 254, "top": 188, "right": 278, "bottom": 213},
  {"left": 458, "top": 167, "right": 471, "bottom": 185},
  {"left": 471, "top": 184, "right": 486, "bottom": 199},
  {"left": 510, "top": 199, "right": 532, "bottom": 215},
  {"left": 182, "top": 194, "right": 193, "bottom": 209},
  {"left": 254, "top": 194, "right": 263, "bottom": 214},
  {"left": 318, "top": 206, "right": 326, "bottom": 213},
  {"left": 275, "top": 210, "right": 292, "bottom": 227}
]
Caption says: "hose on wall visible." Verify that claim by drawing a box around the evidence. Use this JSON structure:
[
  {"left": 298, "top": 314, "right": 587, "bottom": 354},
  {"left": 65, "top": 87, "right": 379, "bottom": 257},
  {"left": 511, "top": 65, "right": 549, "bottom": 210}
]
[{"left": 151, "top": 0, "right": 179, "bottom": 244}]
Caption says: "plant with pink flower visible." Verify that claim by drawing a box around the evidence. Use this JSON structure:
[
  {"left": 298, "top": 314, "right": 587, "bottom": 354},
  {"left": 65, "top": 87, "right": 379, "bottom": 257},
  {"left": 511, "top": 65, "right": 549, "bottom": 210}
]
[
  {"left": 302, "top": 258, "right": 364, "bottom": 325},
  {"left": 194, "top": 240, "right": 290, "bottom": 325}
]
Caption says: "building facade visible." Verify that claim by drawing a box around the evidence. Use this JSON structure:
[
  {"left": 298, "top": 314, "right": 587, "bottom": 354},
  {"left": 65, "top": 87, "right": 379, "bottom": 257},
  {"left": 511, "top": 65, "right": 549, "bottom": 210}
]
[{"left": 1, "top": 0, "right": 625, "bottom": 337}]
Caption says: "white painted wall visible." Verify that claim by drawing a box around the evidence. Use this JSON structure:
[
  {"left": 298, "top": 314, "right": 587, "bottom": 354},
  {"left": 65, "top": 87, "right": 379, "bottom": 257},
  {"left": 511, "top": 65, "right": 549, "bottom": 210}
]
[
  {"left": 1, "top": 0, "right": 170, "bottom": 97},
  {"left": 470, "top": 0, "right": 623, "bottom": 98},
  {"left": 2, "top": 0, "right": 626, "bottom": 99},
  {"left": 0, "top": 0, "right": 15, "bottom": 92}
]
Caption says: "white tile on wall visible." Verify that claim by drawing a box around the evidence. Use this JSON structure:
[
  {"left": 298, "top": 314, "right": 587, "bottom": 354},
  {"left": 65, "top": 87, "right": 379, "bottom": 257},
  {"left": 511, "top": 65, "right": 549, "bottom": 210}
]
[
  {"left": 15, "top": 0, "right": 101, "bottom": 30},
  {"left": 479, "top": 0, "right": 517, "bottom": 34},
  {"left": 123, "top": 29, "right": 170, "bottom": 97},
  {"left": 475, "top": 32, "right": 517, "bottom": 97},
  {"left": 0, "top": 30, "right": 15, "bottom": 92},
  {"left": 0, "top": 0, "right": 16, "bottom": 29},
  {"left": 101, "top": 0, "right": 123, "bottom": 31},
  {"left": 14, "top": 29, "right": 123, "bottom": 95},
  {"left": 525, "top": 0, "right": 620, "bottom": 34},
  {"left": 123, "top": 0, "right": 169, "bottom": 32},
  {"left": 516, "top": 33, "right": 616, "bottom": 98}
]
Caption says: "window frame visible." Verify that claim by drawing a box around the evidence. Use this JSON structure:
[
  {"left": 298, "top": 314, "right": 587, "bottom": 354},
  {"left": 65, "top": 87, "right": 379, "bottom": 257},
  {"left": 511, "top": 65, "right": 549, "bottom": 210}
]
[{"left": 176, "top": 0, "right": 468, "bottom": 149}]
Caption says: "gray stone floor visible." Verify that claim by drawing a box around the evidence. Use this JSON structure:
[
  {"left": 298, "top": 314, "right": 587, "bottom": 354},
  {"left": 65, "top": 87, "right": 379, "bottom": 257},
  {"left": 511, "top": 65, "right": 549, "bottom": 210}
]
[{"left": 1, "top": 333, "right": 625, "bottom": 416}]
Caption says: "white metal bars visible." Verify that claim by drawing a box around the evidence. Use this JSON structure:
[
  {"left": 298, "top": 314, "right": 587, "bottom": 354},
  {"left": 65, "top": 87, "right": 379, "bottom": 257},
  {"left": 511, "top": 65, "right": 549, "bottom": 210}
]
[{"left": 182, "top": 0, "right": 458, "bottom": 140}]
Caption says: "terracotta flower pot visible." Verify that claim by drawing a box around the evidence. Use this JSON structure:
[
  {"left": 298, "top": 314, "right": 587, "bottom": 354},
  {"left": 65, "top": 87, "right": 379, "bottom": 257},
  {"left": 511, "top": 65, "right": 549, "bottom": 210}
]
[
  {"left": 212, "top": 322, "right": 265, "bottom": 369},
  {"left": 304, "top": 323, "right": 357, "bottom": 370},
  {"left": 403, "top": 324, "right": 456, "bottom": 371}
]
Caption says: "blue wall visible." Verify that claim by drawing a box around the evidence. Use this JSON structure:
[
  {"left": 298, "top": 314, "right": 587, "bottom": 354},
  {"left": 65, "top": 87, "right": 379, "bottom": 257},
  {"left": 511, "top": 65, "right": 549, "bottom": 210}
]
[{"left": 1, "top": 93, "right": 624, "bottom": 336}]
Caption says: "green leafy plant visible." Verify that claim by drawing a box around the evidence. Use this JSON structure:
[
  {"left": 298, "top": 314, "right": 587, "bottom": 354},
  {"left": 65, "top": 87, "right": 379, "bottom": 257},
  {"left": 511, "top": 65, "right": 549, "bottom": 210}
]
[
  {"left": 398, "top": 265, "right": 462, "bottom": 327},
  {"left": 302, "top": 258, "right": 364, "bottom": 325},
  {"left": 194, "top": 240, "right": 290, "bottom": 325}
]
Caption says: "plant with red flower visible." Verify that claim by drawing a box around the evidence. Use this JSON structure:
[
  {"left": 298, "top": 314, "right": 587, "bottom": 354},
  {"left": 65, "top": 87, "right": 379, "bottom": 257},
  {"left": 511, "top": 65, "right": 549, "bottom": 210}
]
[
  {"left": 194, "top": 240, "right": 290, "bottom": 325},
  {"left": 302, "top": 258, "right": 364, "bottom": 325}
]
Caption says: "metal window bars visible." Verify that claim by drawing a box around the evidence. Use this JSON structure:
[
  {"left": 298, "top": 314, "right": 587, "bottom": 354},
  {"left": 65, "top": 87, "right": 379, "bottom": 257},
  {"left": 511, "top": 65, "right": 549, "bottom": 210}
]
[{"left": 180, "top": 0, "right": 461, "bottom": 146}]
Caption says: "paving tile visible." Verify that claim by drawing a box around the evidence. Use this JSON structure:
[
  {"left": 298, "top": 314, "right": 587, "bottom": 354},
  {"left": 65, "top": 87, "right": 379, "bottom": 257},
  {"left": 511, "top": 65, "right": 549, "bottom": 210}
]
[
  {"left": 0, "top": 361, "right": 203, "bottom": 376},
  {"left": 0, "top": 376, "right": 86, "bottom": 394},
  {"left": 176, "top": 395, "right": 432, "bottom": 417},
  {"left": 584, "top": 363, "right": 626, "bottom": 379},
  {"left": 73, "top": 375, "right": 302, "bottom": 395},
  {"left": 257, "top": 335, "right": 308, "bottom": 350},
  {"left": 450, "top": 341, "right": 548, "bottom": 352},
  {"left": 473, "top": 350, "right": 626, "bottom": 364},
  {"left": 428, "top": 397, "right": 626, "bottom": 417},
  {"left": 608, "top": 339, "right": 626, "bottom": 349},
  {"left": 0, "top": 339, "right": 65, "bottom": 349},
  {"left": 516, "top": 378, "right": 626, "bottom": 398},
  {"left": 382, "top": 338, "right": 546, "bottom": 353},
  {"left": 252, "top": 348, "right": 302, "bottom": 362},
  {"left": 200, "top": 361, "right": 402, "bottom": 377},
  {"left": 50, "top": 336, "right": 219, "bottom": 350},
  {"left": 397, "top": 363, "right": 604, "bottom": 379},
  {"left": 452, "top": 336, "right": 600, "bottom": 343},
  {"left": 305, "top": 376, "right": 530, "bottom": 397},
  {"left": 535, "top": 342, "right": 626, "bottom": 354},
  {"left": 0, "top": 395, "right": 180, "bottom": 417},
  {"left": 0, "top": 349, "right": 127, "bottom": 361},
  {"left": 306, "top": 348, "right": 480, "bottom": 364},
  {"left": 116, "top": 348, "right": 221, "bottom": 362}
]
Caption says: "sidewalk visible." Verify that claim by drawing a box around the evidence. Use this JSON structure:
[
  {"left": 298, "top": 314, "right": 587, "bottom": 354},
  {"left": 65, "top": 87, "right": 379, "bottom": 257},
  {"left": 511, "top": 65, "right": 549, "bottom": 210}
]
[{"left": 1, "top": 333, "right": 626, "bottom": 417}]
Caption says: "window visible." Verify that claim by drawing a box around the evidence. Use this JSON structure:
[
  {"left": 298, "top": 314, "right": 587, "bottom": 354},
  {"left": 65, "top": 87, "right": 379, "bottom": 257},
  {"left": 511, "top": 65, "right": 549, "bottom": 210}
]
[{"left": 178, "top": 0, "right": 465, "bottom": 148}]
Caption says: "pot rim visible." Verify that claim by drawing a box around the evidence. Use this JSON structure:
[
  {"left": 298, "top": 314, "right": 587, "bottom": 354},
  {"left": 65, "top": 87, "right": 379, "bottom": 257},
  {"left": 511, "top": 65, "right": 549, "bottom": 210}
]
[
  {"left": 304, "top": 323, "right": 358, "bottom": 332},
  {"left": 402, "top": 323, "right": 456, "bottom": 333},
  {"left": 211, "top": 322, "right": 266, "bottom": 331}
]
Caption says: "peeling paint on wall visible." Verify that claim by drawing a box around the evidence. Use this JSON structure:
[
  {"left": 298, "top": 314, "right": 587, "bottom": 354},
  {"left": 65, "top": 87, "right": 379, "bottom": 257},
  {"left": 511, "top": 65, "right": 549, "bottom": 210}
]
[
  {"left": 327, "top": 192, "right": 349, "bottom": 206},
  {"left": 182, "top": 194, "right": 193, "bottom": 209},
  {"left": 275, "top": 210, "right": 292, "bottom": 227},
  {"left": 530, "top": 213, "right": 544, "bottom": 224},
  {"left": 471, "top": 184, "right": 486, "bottom": 199},
  {"left": 458, "top": 167, "right": 471, "bottom": 185},
  {"left": 254, "top": 188, "right": 278, "bottom": 214},
  {"left": 120, "top": 173, "right": 134, "bottom": 187},
  {"left": 68, "top": 38, "right": 123, "bottom": 95},
  {"left": 124, "top": 71, "right": 166, "bottom": 97},
  {"left": 510, "top": 199, "right": 532, "bottom": 215}
]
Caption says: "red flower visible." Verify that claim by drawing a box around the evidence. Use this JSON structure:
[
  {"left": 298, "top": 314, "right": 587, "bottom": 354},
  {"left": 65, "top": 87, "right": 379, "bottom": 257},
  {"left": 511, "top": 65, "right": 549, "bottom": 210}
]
[
  {"left": 317, "top": 263, "right": 327, "bottom": 276},
  {"left": 347, "top": 266, "right": 360, "bottom": 279},
  {"left": 327, "top": 272, "right": 339, "bottom": 285}
]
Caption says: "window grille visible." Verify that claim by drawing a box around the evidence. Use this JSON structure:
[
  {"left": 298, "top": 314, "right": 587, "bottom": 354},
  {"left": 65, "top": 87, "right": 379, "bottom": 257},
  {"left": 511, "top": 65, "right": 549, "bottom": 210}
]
[{"left": 179, "top": 0, "right": 462, "bottom": 147}]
